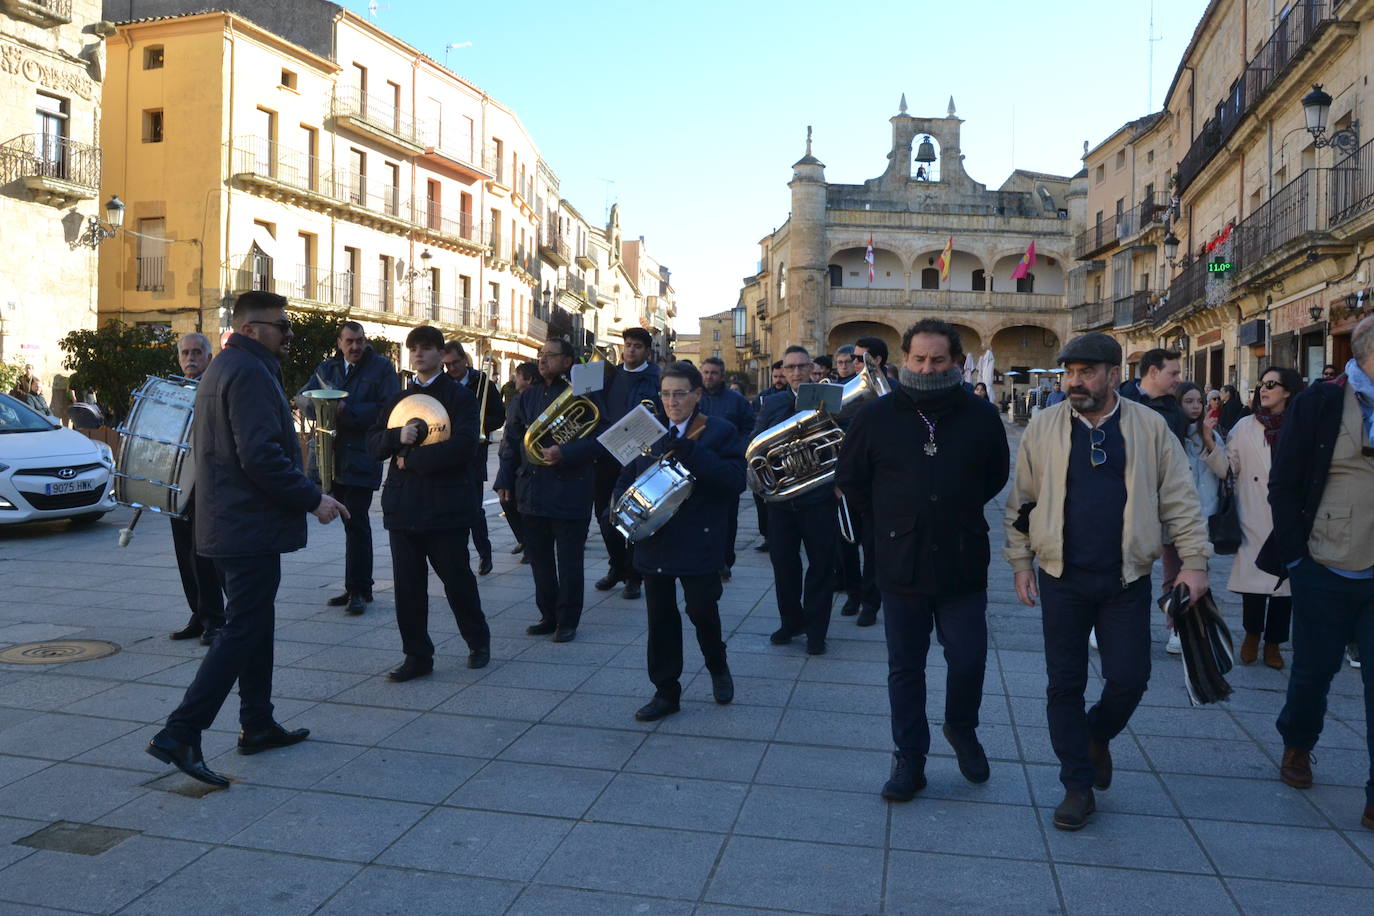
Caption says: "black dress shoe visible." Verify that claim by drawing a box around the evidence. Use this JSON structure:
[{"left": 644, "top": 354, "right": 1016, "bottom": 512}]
[
  {"left": 526, "top": 620, "right": 557, "bottom": 636},
  {"left": 237, "top": 722, "right": 310, "bottom": 755},
  {"left": 856, "top": 607, "right": 878, "bottom": 627},
  {"left": 387, "top": 658, "right": 434, "bottom": 682},
  {"left": 509, "top": 543, "right": 524, "bottom": 554},
  {"left": 769, "top": 626, "right": 798, "bottom": 645},
  {"left": 146, "top": 730, "right": 230, "bottom": 787},
  {"left": 720, "top": 567, "right": 732, "bottom": 583},
  {"left": 710, "top": 667, "right": 734, "bottom": 705},
  {"left": 1053, "top": 789, "right": 1096, "bottom": 831},
  {"left": 595, "top": 572, "right": 623, "bottom": 591},
  {"left": 942, "top": 723, "right": 991, "bottom": 784},
  {"left": 621, "top": 580, "right": 642, "bottom": 600},
  {"left": 553, "top": 627, "right": 577, "bottom": 643},
  {"left": 635, "top": 696, "right": 680, "bottom": 722},
  {"left": 1088, "top": 739, "right": 1113, "bottom": 790},
  {"left": 199, "top": 627, "right": 222, "bottom": 647},
  {"left": 467, "top": 647, "right": 491, "bottom": 669},
  {"left": 478, "top": 555, "right": 493, "bottom": 576},
  {"left": 754, "top": 541, "right": 770, "bottom": 553},
  {"left": 881, "top": 752, "right": 926, "bottom": 802},
  {"left": 326, "top": 590, "right": 352, "bottom": 607},
  {"left": 806, "top": 637, "right": 827, "bottom": 656},
  {"left": 169, "top": 621, "right": 204, "bottom": 641},
  {"left": 840, "top": 595, "right": 861, "bottom": 617},
  {"left": 345, "top": 592, "right": 366, "bottom": 615},
  {"left": 520, "top": 553, "right": 530, "bottom": 564}
]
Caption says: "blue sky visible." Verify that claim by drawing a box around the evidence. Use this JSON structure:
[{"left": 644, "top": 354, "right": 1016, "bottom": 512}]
[{"left": 341, "top": 0, "right": 1206, "bottom": 331}]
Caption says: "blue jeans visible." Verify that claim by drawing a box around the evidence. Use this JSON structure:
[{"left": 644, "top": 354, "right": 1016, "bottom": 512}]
[{"left": 1276, "top": 558, "right": 1374, "bottom": 806}]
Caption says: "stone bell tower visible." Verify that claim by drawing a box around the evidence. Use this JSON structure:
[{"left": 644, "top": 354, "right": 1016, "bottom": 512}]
[
  {"left": 788, "top": 126, "right": 829, "bottom": 352},
  {"left": 874, "top": 95, "right": 978, "bottom": 195}
]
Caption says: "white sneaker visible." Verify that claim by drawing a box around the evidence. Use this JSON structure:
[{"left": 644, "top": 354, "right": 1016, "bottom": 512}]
[
  {"left": 1349, "top": 644, "right": 1362, "bottom": 669},
  {"left": 1166, "top": 632, "right": 1182, "bottom": 655},
  {"left": 1089, "top": 629, "right": 1098, "bottom": 651}
]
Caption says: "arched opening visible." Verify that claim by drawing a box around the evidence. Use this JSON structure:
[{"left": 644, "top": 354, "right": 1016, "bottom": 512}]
[
  {"left": 992, "top": 253, "right": 1064, "bottom": 294},
  {"left": 829, "top": 247, "right": 903, "bottom": 289},
  {"left": 915, "top": 248, "right": 982, "bottom": 291},
  {"left": 913, "top": 134, "right": 941, "bottom": 182},
  {"left": 991, "top": 325, "right": 1062, "bottom": 394},
  {"left": 947, "top": 324, "right": 983, "bottom": 362},
  {"left": 827, "top": 320, "right": 901, "bottom": 360}
]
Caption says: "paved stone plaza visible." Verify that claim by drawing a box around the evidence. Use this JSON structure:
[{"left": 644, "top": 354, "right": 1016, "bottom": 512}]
[{"left": 0, "top": 442, "right": 1371, "bottom": 915}]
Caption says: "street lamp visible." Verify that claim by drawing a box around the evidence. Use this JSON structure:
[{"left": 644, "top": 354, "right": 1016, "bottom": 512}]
[
  {"left": 1301, "top": 84, "right": 1360, "bottom": 155},
  {"left": 1173, "top": 332, "right": 1190, "bottom": 355},
  {"left": 85, "top": 195, "right": 124, "bottom": 249},
  {"left": 1309, "top": 303, "right": 1324, "bottom": 324},
  {"left": 1163, "top": 231, "right": 1180, "bottom": 268}
]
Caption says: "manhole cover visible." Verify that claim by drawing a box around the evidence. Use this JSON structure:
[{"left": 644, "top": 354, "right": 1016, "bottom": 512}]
[
  {"left": 0, "top": 640, "right": 120, "bottom": 665},
  {"left": 17, "top": 821, "right": 139, "bottom": 856}
]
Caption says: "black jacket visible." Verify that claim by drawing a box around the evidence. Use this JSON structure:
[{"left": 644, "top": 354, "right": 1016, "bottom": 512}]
[
  {"left": 1120, "top": 378, "right": 1186, "bottom": 442},
  {"left": 298, "top": 346, "right": 398, "bottom": 490},
  {"left": 366, "top": 374, "right": 479, "bottom": 532},
  {"left": 700, "top": 385, "right": 755, "bottom": 439},
  {"left": 751, "top": 388, "right": 833, "bottom": 508},
  {"left": 1259, "top": 377, "right": 1350, "bottom": 578},
  {"left": 835, "top": 386, "right": 1010, "bottom": 597},
  {"left": 494, "top": 377, "right": 606, "bottom": 520},
  {"left": 193, "top": 333, "right": 321, "bottom": 557},
  {"left": 603, "top": 361, "right": 662, "bottom": 425},
  {"left": 450, "top": 367, "right": 506, "bottom": 482},
  {"left": 613, "top": 413, "right": 746, "bottom": 577}
]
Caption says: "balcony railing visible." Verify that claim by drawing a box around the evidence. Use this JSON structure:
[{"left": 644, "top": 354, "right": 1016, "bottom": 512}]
[
  {"left": 136, "top": 256, "right": 165, "bottom": 292},
  {"left": 1070, "top": 299, "right": 1112, "bottom": 331},
  {"left": 0, "top": 0, "right": 73, "bottom": 26},
  {"left": 1157, "top": 258, "right": 1210, "bottom": 325},
  {"left": 227, "top": 260, "right": 356, "bottom": 308},
  {"left": 332, "top": 87, "right": 423, "bottom": 147},
  {"left": 1075, "top": 212, "right": 1121, "bottom": 259},
  {"left": 1232, "top": 168, "right": 1333, "bottom": 275},
  {"left": 1112, "top": 291, "right": 1153, "bottom": 327},
  {"left": 1331, "top": 137, "right": 1374, "bottom": 227},
  {"left": 484, "top": 144, "right": 505, "bottom": 184},
  {"left": 231, "top": 136, "right": 327, "bottom": 196},
  {"left": 419, "top": 199, "right": 480, "bottom": 243},
  {"left": 540, "top": 227, "right": 570, "bottom": 265},
  {"left": 0, "top": 134, "right": 100, "bottom": 192}
]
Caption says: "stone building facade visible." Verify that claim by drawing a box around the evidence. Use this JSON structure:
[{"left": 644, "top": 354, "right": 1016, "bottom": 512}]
[
  {"left": 0, "top": 0, "right": 109, "bottom": 388},
  {"left": 739, "top": 99, "right": 1076, "bottom": 397}
]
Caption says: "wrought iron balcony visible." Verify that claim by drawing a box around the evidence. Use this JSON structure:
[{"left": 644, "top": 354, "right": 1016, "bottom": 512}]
[
  {"left": 136, "top": 256, "right": 165, "bottom": 292},
  {"left": 1070, "top": 299, "right": 1112, "bottom": 331},
  {"left": 1155, "top": 258, "right": 1209, "bottom": 326},
  {"left": 332, "top": 88, "right": 425, "bottom": 154},
  {"left": 1113, "top": 291, "right": 1153, "bottom": 328},
  {"left": 0, "top": 134, "right": 100, "bottom": 205},
  {"left": 1329, "top": 137, "right": 1374, "bottom": 229},
  {"left": 1074, "top": 211, "right": 1121, "bottom": 259},
  {"left": 540, "top": 227, "right": 570, "bottom": 267},
  {"left": 0, "top": 0, "right": 72, "bottom": 27}
]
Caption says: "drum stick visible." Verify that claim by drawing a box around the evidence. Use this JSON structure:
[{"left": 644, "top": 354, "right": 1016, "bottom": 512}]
[{"left": 117, "top": 508, "right": 143, "bottom": 548}]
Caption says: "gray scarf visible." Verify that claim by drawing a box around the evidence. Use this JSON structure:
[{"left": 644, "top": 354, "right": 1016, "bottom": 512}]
[{"left": 899, "top": 366, "right": 963, "bottom": 399}]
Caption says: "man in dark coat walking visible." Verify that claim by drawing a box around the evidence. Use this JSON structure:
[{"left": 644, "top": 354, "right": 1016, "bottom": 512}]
[
  {"left": 368, "top": 326, "right": 489, "bottom": 682},
  {"left": 837, "top": 319, "right": 1010, "bottom": 802},
  {"left": 298, "top": 321, "right": 398, "bottom": 614},
  {"left": 698, "top": 356, "right": 753, "bottom": 580},
  {"left": 443, "top": 339, "right": 506, "bottom": 575},
  {"left": 147, "top": 291, "right": 348, "bottom": 787}
]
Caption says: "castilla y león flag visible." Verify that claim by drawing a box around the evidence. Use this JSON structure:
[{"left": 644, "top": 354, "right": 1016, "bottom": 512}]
[
  {"left": 937, "top": 236, "right": 953, "bottom": 282},
  {"left": 865, "top": 235, "right": 875, "bottom": 283},
  {"left": 1010, "top": 240, "right": 1037, "bottom": 280}
]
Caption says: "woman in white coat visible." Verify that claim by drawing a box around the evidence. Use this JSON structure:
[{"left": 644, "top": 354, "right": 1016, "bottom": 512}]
[{"left": 1226, "top": 367, "right": 1305, "bottom": 669}]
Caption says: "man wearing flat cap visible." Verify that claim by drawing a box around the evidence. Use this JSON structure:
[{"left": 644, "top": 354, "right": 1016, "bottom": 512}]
[{"left": 1003, "top": 332, "right": 1211, "bottom": 831}]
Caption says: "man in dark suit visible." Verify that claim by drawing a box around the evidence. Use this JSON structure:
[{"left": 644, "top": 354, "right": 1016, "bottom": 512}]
[
  {"left": 298, "top": 321, "right": 398, "bottom": 614},
  {"left": 442, "top": 340, "right": 505, "bottom": 576},
  {"left": 369, "top": 327, "right": 489, "bottom": 682},
  {"left": 749, "top": 359, "right": 788, "bottom": 553},
  {"left": 754, "top": 345, "right": 839, "bottom": 655},
  {"left": 594, "top": 327, "right": 662, "bottom": 600},
  {"left": 614, "top": 362, "right": 746, "bottom": 721},
  {"left": 495, "top": 338, "right": 605, "bottom": 642},
  {"left": 698, "top": 356, "right": 753, "bottom": 581},
  {"left": 168, "top": 332, "right": 225, "bottom": 646},
  {"left": 497, "top": 361, "right": 540, "bottom": 560},
  {"left": 837, "top": 319, "right": 1010, "bottom": 802},
  {"left": 146, "top": 291, "right": 348, "bottom": 787}
]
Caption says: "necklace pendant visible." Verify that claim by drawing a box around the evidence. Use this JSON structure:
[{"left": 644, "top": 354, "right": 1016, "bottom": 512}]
[{"left": 924, "top": 441, "right": 938, "bottom": 457}]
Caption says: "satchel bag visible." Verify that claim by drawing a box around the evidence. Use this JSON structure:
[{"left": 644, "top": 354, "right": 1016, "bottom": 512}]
[{"left": 1208, "top": 472, "right": 1241, "bottom": 555}]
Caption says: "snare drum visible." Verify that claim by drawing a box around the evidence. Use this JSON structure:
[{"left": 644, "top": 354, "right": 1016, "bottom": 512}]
[
  {"left": 611, "top": 457, "right": 695, "bottom": 543},
  {"left": 114, "top": 376, "right": 197, "bottom": 517}
]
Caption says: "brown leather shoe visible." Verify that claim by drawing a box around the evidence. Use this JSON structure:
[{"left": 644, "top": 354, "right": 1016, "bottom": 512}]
[
  {"left": 1279, "top": 747, "right": 1313, "bottom": 789},
  {"left": 1240, "top": 633, "right": 1260, "bottom": 665},
  {"left": 1088, "top": 739, "right": 1113, "bottom": 790},
  {"left": 1263, "top": 642, "right": 1284, "bottom": 670},
  {"left": 1363, "top": 806, "right": 1373, "bottom": 830}
]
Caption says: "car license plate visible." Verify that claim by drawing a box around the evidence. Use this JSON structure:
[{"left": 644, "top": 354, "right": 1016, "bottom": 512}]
[{"left": 45, "top": 479, "right": 97, "bottom": 496}]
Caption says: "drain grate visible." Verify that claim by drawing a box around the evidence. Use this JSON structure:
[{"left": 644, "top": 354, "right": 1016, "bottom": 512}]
[
  {"left": 0, "top": 640, "right": 120, "bottom": 665},
  {"left": 16, "top": 821, "right": 139, "bottom": 856}
]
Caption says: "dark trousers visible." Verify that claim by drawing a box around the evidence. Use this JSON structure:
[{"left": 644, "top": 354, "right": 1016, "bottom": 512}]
[
  {"left": 524, "top": 515, "right": 589, "bottom": 629},
  {"left": 754, "top": 494, "right": 770, "bottom": 540},
  {"left": 594, "top": 459, "right": 636, "bottom": 583},
  {"left": 723, "top": 494, "right": 738, "bottom": 570},
  {"left": 1241, "top": 593, "right": 1293, "bottom": 644},
  {"left": 645, "top": 572, "right": 728, "bottom": 702},
  {"left": 330, "top": 483, "right": 375, "bottom": 593},
  {"left": 390, "top": 527, "right": 489, "bottom": 660},
  {"left": 1276, "top": 559, "right": 1374, "bottom": 806},
  {"left": 500, "top": 492, "right": 525, "bottom": 545},
  {"left": 883, "top": 590, "right": 988, "bottom": 759},
  {"left": 768, "top": 499, "right": 839, "bottom": 641},
  {"left": 468, "top": 476, "right": 492, "bottom": 560},
  {"left": 165, "top": 554, "right": 279, "bottom": 744},
  {"left": 169, "top": 514, "right": 224, "bottom": 629},
  {"left": 1040, "top": 567, "right": 1152, "bottom": 791}
]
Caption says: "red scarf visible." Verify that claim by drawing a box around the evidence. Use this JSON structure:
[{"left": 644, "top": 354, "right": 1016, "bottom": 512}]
[{"left": 1254, "top": 406, "right": 1285, "bottom": 448}]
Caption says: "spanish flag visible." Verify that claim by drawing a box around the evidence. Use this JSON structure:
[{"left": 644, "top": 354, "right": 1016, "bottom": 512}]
[{"left": 936, "top": 237, "right": 954, "bottom": 283}]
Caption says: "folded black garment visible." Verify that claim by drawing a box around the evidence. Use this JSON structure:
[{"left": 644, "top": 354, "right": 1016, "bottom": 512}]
[
  {"left": 1164, "top": 584, "right": 1234, "bottom": 706},
  {"left": 1012, "top": 502, "right": 1036, "bottom": 535}
]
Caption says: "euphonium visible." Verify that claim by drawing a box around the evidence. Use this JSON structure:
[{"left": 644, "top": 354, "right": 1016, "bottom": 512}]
[
  {"left": 523, "top": 381, "right": 600, "bottom": 466},
  {"left": 745, "top": 355, "right": 890, "bottom": 501},
  {"left": 302, "top": 389, "right": 349, "bottom": 490}
]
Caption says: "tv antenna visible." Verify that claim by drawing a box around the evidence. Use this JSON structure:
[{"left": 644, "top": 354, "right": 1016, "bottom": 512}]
[
  {"left": 1147, "top": 0, "right": 1164, "bottom": 111},
  {"left": 444, "top": 41, "right": 472, "bottom": 69},
  {"left": 599, "top": 177, "right": 617, "bottom": 221}
]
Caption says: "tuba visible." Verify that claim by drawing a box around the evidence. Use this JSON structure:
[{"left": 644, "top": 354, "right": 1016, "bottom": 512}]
[
  {"left": 302, "top": 389, "right": 349, "bottom": 491},
  {"left": 523, "top": 381, "right": 600, "bottom": 466},
  {"left": 745, "top": 355, "right": 890, "bottom": 502}
]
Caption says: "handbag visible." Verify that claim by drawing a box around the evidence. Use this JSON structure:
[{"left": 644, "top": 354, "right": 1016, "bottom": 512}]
[
  {"left": 1165, "top": 585, "right": 1234, "bottom": 706},
  {"left": 1207, "top": 471, "right": 1241, "bottom": 555}
]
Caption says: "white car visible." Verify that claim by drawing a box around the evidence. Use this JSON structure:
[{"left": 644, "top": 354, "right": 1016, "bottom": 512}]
[{"left": 0, "top": 393, "right": 117, "bottom": 525}]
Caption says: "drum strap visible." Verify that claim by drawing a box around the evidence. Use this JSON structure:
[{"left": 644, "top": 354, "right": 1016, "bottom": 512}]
[{"left": 684, "top": 414, "right": 707, "bottom": 441}]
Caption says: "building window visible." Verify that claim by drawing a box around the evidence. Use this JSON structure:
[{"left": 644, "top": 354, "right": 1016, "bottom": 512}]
[
  {"left": 142, "top": 109, "right": 164, "bottom": 143},
  {"left": 349, "top": 148, "right": 366, "bottom": 204},
  {"left": 1115, "top": 150, "right": 1126, "bottom": 169},
  {"left": 921, "top": 267, "right": 939, "bottom": 289},
  {"left": 1016, "top": 272, "right": 1035, "bottom": 293},
  {"left": 712, "top": 329, "right": 721, "bottom": 341},
  {"left": 490, "top": 209, "right": 502, "bottom": 254},
  {"left": 712, "top": 349, "right": 722, "bottom": 359},
  {"left": 378, "top": 255, "right": 394, "bottom": 311},
  {"left": 297, "top": 232, "right": 316, "bottom": 299},
  {"left": 971, "top": 269, "right": 986, "bottom": 291},
  {"left": 384, "top": 161, "right": 400, "bottom": 215},
  {"left": 428, "top": 267, "right": 441, "bottom": 310},
  {"left": 299, "top": 124, "right": 318, "bottom": 190},
  {"left": 247, "top": 243, "right": 272, "bottom": 291},
  {"left": 1146, "top": 150, "right": 1154, "bottom": 165},
  {"left": 342, "top": 246, "right": 360, "bottom": 307},
  {"left": 1095, "top": 164, "right": 1105, "bottom": 184},
  {"left": 828, "top": 264, "right": 843, "bottom": 287},
  {"left": 137, "top": 218, "right": 166, "bottom": 291},
  {"left": 144, "top": 46, "right": 164, "bottom": 69},
  {"left": 34, "top": 93, "right": 68, "bottom": 177},
  {"left": 279, "top": 69, "right": 297, "bottom": 90}
]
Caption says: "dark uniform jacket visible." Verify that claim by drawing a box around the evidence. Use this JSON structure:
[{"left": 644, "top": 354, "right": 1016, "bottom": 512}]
[
  {"left": 494, "top": 377, "right": 606, "bottom": 520},
  {"left": 613, "top": 412, "right": 746, "bottom": 577},
  {"left": 603, "top": 361, "right": 662, "bottom": 425},
  {"left": 298, "top": 346, "right": 398, "bottom": 489},
  {"left": 193, "top": 333, "right": 321, "bottom": 557},
  {"left": 751, "top": 388, "right": 832, "bottom": 509},
  {"left": 365, "top": 374, "right": 479, "bottom": 532},
  {"left": 835, "top": 386, "right": 1010, "bottom": 597},
  {"left": 1120, "top": 377, "right": 1186, "bottom": 443},
  {"left": 700, "top": 385, "right": 754, "bottom": 439}
]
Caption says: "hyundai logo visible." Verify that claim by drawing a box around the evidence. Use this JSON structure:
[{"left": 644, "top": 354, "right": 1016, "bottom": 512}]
[{"left": 56, "top": 468, "right": 77, "bottom": 480}]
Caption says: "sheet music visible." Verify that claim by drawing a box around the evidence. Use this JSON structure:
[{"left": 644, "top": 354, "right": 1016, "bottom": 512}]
[
  {"left": 570, "top": 362, "right": 605, "bottom": 396},
  {"left": 795, "top": 382, "right": 842, "bottom": 413},
  {"left": 597, "top": 404, "right": 667, "bottom": 466}
]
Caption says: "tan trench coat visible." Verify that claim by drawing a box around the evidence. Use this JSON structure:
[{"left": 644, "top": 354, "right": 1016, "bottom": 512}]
[{"left": 1225, "top": 415, "right": 1290, "bottom": 596}]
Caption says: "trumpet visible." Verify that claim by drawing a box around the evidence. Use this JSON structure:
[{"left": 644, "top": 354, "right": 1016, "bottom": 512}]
[{"left": 523, "top": 381, "right": 600, "bottom": 466}]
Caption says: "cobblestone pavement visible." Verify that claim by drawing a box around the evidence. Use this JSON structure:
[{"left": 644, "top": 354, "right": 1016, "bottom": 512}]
[{"left": 0, "top": 432, "right": 1370, "bottom": 914}]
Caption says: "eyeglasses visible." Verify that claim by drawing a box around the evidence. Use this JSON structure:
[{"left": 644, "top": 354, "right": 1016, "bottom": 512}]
[
  {"left": 537, "top": 350, "right": 569, "bottom": 360},
  {"left": 1257, "top": 380, "right": 1283, "bottom": 390},
  {"left": 660, "top": 389, "right": 694, "bottom": 401},
  {"left": 249, "top": 319, "right": 292, "bottom": 333},
  {"left": 1090, "top": 427, "right": 1107, "bottom": 468},
  {"left": 782, "top": 363, "right": 811, "bottom": 371}
]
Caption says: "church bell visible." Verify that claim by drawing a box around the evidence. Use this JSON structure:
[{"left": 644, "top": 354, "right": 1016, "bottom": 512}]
[{"left": 915, "top": 135, "right": 937, "bottom": 165}]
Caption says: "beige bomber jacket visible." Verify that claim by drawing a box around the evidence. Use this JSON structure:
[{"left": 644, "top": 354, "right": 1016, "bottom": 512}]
[{"left": 1003, "top": 397, "right": 1211, "bottom": 584}]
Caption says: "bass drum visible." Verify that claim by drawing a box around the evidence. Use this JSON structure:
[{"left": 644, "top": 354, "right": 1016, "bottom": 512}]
[
  {"left": 611, "top": 457, "right": 694, "bottom": 543},
  {"left": 114, "top": 376, "right": 197, "bottom": 517}
]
